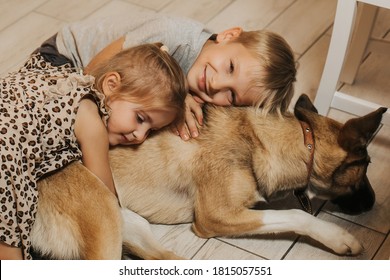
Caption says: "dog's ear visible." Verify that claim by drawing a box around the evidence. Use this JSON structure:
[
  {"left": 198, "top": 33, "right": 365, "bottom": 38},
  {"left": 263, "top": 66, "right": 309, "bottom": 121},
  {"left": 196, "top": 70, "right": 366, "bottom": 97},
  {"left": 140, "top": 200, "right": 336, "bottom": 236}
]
[
  {"left": 294, "top": 94, "right": 318, "bottom": 113},
  {"left": 338, "top": 107, "right": 387, "bottom": 153},
  {"left": 294, "top": 94, "right": 318, "bottom": 122}
]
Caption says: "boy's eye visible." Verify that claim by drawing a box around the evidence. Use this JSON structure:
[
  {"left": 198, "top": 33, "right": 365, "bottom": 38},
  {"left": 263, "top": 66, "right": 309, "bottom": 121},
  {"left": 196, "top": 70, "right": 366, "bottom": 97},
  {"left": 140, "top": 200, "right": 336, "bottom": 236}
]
[
  {"left": 229, "top": 90, "right": 236, "bottom": 105},
  {"left": 229, "top": 61, "right": 234, "bottom": 73}
]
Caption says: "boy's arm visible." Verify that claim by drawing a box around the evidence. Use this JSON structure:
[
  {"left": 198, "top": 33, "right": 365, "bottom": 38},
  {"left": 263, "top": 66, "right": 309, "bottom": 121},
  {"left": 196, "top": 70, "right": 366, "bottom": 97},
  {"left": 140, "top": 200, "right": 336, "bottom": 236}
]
[
  {"left": 74, "top": 98, "right": 117, "bottom": 197},
  {"left": 84, "top": 37, "right": 125, "bottom": 74}
]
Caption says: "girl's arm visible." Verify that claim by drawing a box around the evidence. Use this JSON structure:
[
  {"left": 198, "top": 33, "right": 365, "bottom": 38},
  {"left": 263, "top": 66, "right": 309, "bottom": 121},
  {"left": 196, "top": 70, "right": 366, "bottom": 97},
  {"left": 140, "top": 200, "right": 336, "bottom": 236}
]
[
  {"left": 74, "top": 98, "right": 117, "bottom": 197},
  {"left": 84, "top": 37, "right": 125, "bottom": 74}
]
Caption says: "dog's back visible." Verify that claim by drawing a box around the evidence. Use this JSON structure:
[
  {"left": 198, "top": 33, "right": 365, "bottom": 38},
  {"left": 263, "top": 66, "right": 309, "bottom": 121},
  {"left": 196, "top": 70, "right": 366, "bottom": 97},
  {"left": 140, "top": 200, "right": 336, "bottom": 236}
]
[
  {"left": 110, "top": 106, "right": 299, "bottom": 223},
  {"left": 110, "top": 127, "right": 198, "bottom": 224}
]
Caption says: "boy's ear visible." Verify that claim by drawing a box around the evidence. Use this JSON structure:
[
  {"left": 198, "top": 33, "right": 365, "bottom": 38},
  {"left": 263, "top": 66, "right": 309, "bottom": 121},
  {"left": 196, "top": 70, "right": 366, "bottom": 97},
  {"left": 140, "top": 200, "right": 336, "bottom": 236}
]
[
  {"left": 102, "top": 72, "right": 121, "bottom": 95},
  {"left": 216, "top": 27, "right": 243, "bottom": 43}
]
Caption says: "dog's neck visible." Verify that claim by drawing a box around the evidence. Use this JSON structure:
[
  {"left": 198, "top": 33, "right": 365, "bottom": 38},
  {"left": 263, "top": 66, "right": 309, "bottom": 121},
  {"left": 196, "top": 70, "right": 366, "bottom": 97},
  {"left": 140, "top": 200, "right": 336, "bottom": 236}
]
[
  {"left": 299, "top": 121, "right": 315, "bottom": 185},
  {"left": 201, "top": 107, "right": 319, "bottom": 204},
  {"left": 250, "top": 114, "right": 316, "bottom": 201},
  {"left": 291, "top": 121, "right": 315, "bottom": 214}
]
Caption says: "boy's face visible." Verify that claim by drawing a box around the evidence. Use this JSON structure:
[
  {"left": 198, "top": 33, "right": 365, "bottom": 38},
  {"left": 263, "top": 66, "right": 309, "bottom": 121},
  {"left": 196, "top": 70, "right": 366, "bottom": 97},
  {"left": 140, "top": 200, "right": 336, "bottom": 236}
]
[{"left": 187, "top": 29, "right": 264, "bottom": 106}]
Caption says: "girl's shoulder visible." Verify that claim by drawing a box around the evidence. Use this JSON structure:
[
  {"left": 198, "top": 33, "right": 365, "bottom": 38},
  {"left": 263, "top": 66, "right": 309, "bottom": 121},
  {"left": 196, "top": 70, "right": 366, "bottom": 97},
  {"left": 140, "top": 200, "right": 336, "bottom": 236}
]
[{"left": 19, "top": 53, "right": 74, "bottom": 74}]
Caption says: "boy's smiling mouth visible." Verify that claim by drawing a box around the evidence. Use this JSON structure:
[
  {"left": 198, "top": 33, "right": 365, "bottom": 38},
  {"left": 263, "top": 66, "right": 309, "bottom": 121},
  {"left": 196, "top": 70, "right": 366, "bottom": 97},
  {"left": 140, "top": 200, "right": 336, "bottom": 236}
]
[
  {"left": 193, "top": 65, "right": 213, "bottom": 104},
  {"left": 198, "top": 65, "right": 208, "bottom": 95}
]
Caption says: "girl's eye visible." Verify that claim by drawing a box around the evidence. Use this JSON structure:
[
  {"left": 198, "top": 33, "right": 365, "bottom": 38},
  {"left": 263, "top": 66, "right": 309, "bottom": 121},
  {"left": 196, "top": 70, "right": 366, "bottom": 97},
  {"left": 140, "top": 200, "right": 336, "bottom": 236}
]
[
  {"left": 229, "top": 91, "right": 236, "bottom": 105},
  {"left": 229, "top": 60, "right": 234, "bottom": 73},
  {"left": 137, "top": 114, "right": 145, "bottom": 124}
]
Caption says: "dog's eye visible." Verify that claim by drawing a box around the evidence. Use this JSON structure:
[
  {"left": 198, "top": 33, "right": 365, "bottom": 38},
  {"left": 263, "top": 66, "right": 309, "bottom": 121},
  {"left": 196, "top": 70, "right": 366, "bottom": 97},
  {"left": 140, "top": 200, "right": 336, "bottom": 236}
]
[
  {"left": 334, "top": 163, "right": 366, "bottom": 189},
  {"left": 354, "top": 147, "right": 368, "bottom": 158}
]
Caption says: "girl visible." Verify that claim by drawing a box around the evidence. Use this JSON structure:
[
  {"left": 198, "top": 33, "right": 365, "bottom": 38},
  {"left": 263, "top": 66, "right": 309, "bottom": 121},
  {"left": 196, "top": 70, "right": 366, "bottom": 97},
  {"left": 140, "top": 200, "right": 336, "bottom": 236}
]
[{"left": 0, "top": 43, "right": 187, "bottom": 259}]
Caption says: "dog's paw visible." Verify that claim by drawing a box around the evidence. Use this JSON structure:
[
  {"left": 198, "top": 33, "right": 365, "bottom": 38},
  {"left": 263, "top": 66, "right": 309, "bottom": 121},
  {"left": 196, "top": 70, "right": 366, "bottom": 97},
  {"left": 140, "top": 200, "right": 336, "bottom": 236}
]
[
  {"left": 313, "top": 221, "right": 363, "bottom": 256},
  {"left": 330, "top": 230, "right": 363, "bottom": 256}
]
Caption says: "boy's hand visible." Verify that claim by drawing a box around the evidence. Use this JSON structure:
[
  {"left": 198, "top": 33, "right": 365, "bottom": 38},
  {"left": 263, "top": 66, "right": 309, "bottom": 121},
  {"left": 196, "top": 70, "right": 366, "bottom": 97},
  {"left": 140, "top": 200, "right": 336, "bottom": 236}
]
[{"left": 171, "top": 94, "right": 204, "bottom": 141}]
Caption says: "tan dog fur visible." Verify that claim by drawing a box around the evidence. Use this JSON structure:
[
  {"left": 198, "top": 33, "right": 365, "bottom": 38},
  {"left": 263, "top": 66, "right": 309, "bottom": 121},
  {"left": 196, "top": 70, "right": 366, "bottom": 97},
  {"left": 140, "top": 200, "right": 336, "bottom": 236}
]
[
  {"left": 31, "top": 163, "right": 122, "bottom": 259},
  {"left": 32, "top": 95, "right": 386, "bottom": 259}
]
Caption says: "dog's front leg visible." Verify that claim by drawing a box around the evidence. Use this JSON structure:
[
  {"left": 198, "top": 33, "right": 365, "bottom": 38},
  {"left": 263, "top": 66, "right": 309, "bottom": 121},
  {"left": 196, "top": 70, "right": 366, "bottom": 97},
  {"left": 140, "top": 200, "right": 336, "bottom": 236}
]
[
  {"left": 260, "top": 209, "right": 363, "bottom": 255},
  {"left": 258, "top": 209, "right": 363, "bottom": 255},
  {"left": 121, "top": 209, "right": 185, "bottom": 260},
  {"left": 194, "top": 208, "right": 363, "bottom": 256},
  {"left": 262, "top": 210, "right": 365, "bottom": 256}
]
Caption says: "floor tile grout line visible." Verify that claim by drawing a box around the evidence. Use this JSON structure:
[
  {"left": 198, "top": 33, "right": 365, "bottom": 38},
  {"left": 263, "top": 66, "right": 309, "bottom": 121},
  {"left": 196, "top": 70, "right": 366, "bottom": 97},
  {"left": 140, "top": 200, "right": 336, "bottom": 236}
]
[
  {"left": 263, "top": 0, "right": 298, "bottom": 30},
  {"left": 203, "top": 0, "right": 236, "bottom": 25},
  {"left": 280, "top": 236, "right": 301, "bottom": 260},
  {"left": 371, "top": 231, "right": 389, "bottom": 259},
  {"left": 214, "top": 238, "right": 270, "bottom": 260},
  {"left": 189, "top": 238, "right": 210, "bottom": 260},
  {"left": 0, "top": 0, "right": 50, "bottom": 33},
  {"left": 322, "top": 210, "right": 388, "bottom": 235}
]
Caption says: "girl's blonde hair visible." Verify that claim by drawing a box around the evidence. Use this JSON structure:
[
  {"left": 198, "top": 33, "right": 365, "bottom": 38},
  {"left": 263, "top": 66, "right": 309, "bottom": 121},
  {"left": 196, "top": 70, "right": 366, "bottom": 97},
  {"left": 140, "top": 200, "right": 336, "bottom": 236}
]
[
  {"left": 90, "top": 43, "right": 187, "bottom": 122},
  {"left": 234, "top": 30, "right": 297, "bottom": 116}
]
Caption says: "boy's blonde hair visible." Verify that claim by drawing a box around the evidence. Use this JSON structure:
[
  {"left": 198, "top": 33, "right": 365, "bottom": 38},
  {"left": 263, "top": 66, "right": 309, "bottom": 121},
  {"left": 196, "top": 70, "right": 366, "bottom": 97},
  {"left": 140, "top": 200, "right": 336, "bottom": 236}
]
[
  {"left": 91, "top": 43, "right": 187, "bottom": 122},
  {"left": 234, "top": 30, "right": 297, "bottom": 116}
]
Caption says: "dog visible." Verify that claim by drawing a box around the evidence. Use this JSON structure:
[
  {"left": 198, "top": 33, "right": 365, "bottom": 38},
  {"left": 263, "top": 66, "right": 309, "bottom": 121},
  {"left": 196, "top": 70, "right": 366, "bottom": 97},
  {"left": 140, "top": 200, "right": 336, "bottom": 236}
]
[{"left": 31, "top": 94, "right": 387, "bottom": 259}]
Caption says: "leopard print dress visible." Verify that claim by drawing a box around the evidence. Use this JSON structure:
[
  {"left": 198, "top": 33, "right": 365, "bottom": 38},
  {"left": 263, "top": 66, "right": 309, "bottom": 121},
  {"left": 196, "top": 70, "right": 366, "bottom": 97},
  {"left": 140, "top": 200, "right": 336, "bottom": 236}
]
[{"left": 0, "top": 54, "right": 109, "bottom": 259}]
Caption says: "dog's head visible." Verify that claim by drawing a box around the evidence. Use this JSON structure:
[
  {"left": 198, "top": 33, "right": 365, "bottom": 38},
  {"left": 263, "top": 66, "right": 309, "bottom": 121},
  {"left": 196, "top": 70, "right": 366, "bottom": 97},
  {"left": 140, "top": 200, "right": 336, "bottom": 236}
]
[{"left": 294, "top": 94, "right": 387, "bottom": 215}]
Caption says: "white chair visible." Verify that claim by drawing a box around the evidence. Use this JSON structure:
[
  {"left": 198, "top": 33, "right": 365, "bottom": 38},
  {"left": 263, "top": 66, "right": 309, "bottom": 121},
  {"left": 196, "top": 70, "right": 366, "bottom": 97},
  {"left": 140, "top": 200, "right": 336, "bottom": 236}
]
[{"left": 314, "top": 0, "right": 390, "bottom": 125}]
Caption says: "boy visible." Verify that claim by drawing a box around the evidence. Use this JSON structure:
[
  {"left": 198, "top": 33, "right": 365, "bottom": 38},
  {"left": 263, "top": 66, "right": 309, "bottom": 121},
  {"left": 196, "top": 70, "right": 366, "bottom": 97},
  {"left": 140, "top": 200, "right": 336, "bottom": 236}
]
[{"left": 38, "top": 11, "right": 297, "bottom": 140}]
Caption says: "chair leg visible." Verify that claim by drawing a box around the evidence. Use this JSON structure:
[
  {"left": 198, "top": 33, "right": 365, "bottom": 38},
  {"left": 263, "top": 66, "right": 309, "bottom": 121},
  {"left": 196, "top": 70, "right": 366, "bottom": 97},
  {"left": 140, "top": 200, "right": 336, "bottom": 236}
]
[
  {"left": 340, "top": 3, "right": 378, "bottom": 84},
  {"left": 314, "top": 0, "right": 358, "bottom": 116}
]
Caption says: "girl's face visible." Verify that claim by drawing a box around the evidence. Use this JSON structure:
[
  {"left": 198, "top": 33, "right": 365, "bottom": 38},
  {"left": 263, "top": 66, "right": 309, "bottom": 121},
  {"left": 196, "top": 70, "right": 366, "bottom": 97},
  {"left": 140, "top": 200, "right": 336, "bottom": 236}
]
[
  {"left": 187, "top": 29, "right": 265, "bottom": 106},
  {"left": 106, "top": 99, "right": 175, "bottom": 146}
]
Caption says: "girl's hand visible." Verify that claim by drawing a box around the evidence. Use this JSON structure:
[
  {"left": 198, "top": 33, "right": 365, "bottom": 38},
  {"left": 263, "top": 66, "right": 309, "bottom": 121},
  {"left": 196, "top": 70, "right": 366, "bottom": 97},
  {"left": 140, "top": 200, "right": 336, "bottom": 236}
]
[{"left": 171, "top": 94, "right": 204, "bottom": 141}]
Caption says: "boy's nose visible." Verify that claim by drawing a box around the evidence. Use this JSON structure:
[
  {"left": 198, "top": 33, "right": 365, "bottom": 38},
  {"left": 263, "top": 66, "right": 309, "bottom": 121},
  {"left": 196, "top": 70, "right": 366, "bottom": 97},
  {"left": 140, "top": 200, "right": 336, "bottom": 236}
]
[{"left": 210, "top": 73, "right": 230, "bottom": 94}]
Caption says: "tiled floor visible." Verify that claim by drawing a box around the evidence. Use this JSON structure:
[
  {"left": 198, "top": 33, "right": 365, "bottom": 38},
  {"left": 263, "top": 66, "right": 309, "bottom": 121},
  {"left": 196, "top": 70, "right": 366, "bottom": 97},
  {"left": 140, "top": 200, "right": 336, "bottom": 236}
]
[{"left": 0, "top": 0, "right": 389, "bottom": 260}]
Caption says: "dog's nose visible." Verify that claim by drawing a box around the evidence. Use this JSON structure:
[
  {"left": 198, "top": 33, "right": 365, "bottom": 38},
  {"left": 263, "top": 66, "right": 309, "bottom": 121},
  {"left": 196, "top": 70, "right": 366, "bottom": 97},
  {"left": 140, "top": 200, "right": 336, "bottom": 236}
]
[{"left": 331, "top": 175, "right": 375, "bottom": 215}]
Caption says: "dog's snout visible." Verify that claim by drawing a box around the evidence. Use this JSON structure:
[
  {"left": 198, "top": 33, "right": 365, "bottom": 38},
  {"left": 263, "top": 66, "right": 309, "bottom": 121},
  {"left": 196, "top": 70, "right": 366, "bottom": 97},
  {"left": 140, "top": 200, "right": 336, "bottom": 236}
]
[{"left": 331, "top": 175, "right": 375, "bottom": 215}]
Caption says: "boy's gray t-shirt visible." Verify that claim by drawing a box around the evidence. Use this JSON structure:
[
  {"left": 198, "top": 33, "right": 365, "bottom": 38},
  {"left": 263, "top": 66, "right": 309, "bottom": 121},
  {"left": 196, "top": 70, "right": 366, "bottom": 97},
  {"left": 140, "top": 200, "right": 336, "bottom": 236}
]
[{"left": 56, "top": 13, "right": 212, "bottom": 74}]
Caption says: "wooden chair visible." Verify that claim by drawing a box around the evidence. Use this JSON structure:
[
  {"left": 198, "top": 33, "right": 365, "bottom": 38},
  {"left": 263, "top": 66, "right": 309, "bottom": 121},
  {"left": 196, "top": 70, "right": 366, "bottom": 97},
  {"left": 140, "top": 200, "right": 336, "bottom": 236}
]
[{"left": 314, "top": 0, "right": 390, "bottom": 125}]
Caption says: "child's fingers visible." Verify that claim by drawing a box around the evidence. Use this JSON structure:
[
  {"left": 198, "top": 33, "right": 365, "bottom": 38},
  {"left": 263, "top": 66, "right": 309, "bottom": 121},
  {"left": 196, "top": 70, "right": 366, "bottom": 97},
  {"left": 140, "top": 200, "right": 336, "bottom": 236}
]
[
  {"left": 169, "top": 121, "right": 188, "bottom": 140},
  {"left": 174, "top": 111, "right": 199, "bottom": 140},
  {"left": 191, "top": 102, "right": 204, "bottom": 126},
  {"left": 169, "top": 123, "right": 180, "bottom": 135},
  {"left": 176, "top": 122, "right": 190, "bottom": 141},
  {"left": 185, "top": 112, "right": 199, "bottom": 138},
  {"left": 173, "top": 94, "right": 203, "bottom": 140},
  {"left": 185, "top": 93, "right": 204, "bottom": 126}
]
